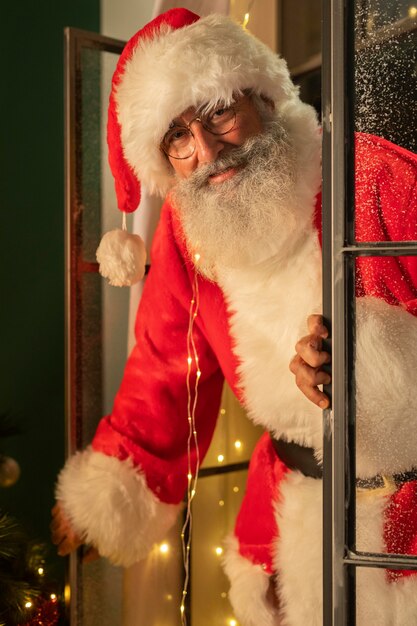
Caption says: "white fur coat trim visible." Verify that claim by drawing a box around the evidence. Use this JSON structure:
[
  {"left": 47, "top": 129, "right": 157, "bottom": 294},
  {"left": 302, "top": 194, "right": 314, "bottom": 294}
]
[
  {"left": 116, "top": 14, "right": 307, "bottom": 196},
  {"left": 355, "top": 296, "right": 417, "bottom": 477},
  {"left": 273, "top": 472, "right": 323, "bottom": 626},
  {"left": 216, "top": 94, "right": 323, "bottom": 452},
  {"left": 272, "top": 470, "right": 417, "bottom": 625},
  {"left": 219, "top": 251, "right": 417, "bottom": 475},
  {"left": 56, "top": 448, "right": 181, "bottom": 567},
  {"left": 223, "top": 535, "right": 282, "bottom": 626},
  {"left": 217, "top": 226, "right": 323, "bottom": 453}
]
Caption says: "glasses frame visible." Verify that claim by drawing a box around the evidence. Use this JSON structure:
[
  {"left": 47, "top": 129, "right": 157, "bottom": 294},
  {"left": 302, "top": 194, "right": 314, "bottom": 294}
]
[{"left": 160, "top": 105, "right": 237, "bottom": 160}]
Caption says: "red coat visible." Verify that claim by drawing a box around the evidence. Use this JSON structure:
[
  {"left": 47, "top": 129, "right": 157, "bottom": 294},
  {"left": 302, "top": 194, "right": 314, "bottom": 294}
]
[{"left": 58, "top": 133, "right": 417, "bottom": 625}]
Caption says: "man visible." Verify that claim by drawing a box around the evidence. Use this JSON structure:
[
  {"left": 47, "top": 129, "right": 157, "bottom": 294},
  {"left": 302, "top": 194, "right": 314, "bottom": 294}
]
[{"left": 51, "top": 9, "right": 417, "bottom": 625}]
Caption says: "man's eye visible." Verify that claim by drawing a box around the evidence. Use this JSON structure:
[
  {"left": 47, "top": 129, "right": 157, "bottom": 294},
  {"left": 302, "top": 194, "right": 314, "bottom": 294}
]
[
  {"left": 167, "top": 128, "right": 189, "bottom": 143},
  {"left": 212, "top": 107, "right": 227, "bottom": 118}
]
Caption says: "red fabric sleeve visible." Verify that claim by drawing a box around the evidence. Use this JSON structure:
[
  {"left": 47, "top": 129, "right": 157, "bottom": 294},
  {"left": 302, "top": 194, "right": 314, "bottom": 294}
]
[
  {"left": 355, "top": 133, "right": 417, "bottom": 312},
  {"left": 92, "top": 203, "right": 224, "bottom": 504}
]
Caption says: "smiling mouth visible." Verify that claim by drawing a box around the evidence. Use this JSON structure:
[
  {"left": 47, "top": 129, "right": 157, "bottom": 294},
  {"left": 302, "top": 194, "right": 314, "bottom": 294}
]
[{"left": 208, "top": 164, "right": 244, "bottom": 184}]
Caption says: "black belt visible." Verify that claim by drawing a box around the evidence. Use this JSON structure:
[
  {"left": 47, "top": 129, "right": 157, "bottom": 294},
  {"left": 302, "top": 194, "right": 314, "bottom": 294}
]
[
  {"left": 270, "top": 435, "right": 417, "bottom": 487},
  {"left": 271, "top": 436, "right": 323, "bottom": 479}
]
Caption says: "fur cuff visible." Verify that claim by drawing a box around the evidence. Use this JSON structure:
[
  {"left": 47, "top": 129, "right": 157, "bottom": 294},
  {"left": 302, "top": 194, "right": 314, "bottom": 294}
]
[
  {"left": 356, "top": 297, "right": 417, "bottom": 477},
  {"left": 223, "top": 535, "right": 281, "bottom": 626},
  {"left": 56, "top": 448, "right": 181, "bottom": 567}
]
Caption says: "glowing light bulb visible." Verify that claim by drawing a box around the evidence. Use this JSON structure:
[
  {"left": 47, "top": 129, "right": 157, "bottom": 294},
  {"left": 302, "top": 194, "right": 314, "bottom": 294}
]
[
  {"left": 196, "top": 370, "right": 201, "bottom": 378},
  {"left": 194, "top": 253, "right": 201, "bottom": 262},
  {"left": 38, "top": 567, "right": 44, "bottom": 575},
  {"left": 50, "top": 593, "right": 57, "bottom": 601},
  {"left": 409, "top": 6, "right": 417, "bottom": 18},
  {"left": 221, "top": 592, "right": 227, "bottom": 599},
  {"left": 233, "top": 486, "right": 240, "bottom": 493},
  {"left": 220, "top": 408, "right": 226, "bottom": 415},
  {"left": 187, "top": 473, "right": 192, "bottom": 480},
  {"left": 229, "top": 619, "right": 238, "bottom": 626},
  {"left": 243, "top": 12, "right": 250, "bottom": 28},
  {"left": 215, "top": 546, "right": 223, "bottom": 556},
  {"left": 191, "top": 489, "right": 196, "bottom": 497},
  {"left": 217, "top": 454, "right": 225, "bottom": 463},
  {"left": 159, "top": 543, "right": 169, "bottom": 554},
  {"left": 187, "top": 357, "right": 192, "bottom": 365},
  {"left": 25, "top": 601, "right": 32, "bottom": 609},
  {"left": 219, "top": 499, "right": 225, "bottom": 507},
  {"left": 234, "top": 440, "right": 242, "bottom": 450}
]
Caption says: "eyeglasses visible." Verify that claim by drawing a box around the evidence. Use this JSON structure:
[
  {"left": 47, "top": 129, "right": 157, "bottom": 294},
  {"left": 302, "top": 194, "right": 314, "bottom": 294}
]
[{"left": 161, "top": 104, "right": 237, "bottom": 160}]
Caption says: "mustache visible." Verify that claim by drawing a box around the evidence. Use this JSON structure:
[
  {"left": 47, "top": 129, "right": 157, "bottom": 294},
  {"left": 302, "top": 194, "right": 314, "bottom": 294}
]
[
  {"left": 182, "top": 123, "right": 291, "bottom": 190},
  {"left": 184, "top": 133, "right": 264, "bottom": 189}
]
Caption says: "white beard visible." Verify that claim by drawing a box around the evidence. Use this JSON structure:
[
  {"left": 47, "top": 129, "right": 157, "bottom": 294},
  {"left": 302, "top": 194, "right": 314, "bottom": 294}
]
[{"left": 172, "top": 120, "right": 305, "bottom": 280}]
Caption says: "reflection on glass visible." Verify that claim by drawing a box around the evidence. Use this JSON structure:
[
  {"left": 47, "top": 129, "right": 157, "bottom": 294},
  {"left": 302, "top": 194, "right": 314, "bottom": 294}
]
[
  {"left": 354, "top": 256, "right": 417, "bottom": 557},
  {"left": 356, "top": 0, "right": 416, "bottom": 34},
  {"left": 356, "top": 565, "right": 417, "bottom": 623},
  {"left": 81, "top": 272, "right": 102, "bottom": 445},
  {"left": 74, "top": 46, "right": 125, "bottom": 626},
  {"left": 82, "top": 560, "right": 123, "bottom": 626},
  {"left": 80, "top": 48, "right": 102, "bottom": 263},
  {"left": 355, "top": 1, "right": 417, "bottom": 152}
]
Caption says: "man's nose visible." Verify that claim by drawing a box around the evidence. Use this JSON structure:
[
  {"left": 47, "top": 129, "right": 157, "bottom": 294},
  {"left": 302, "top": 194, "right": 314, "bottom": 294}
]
[{"left": 190, "top": 121, "right": 224, "bottom": 164}]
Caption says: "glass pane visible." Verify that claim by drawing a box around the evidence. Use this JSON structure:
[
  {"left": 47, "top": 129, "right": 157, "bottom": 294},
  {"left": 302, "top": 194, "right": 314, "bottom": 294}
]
[
  {"left": 354, "top": 256, "right": 417, "bottom": 560},
  {"left": 81, "top": 560, "right": 123, "bottom": 626},
  {"left": 74, "top": 43, "right": 127, "bottom": 626},
  {"left": 80, "top": 47, "right": 102, "bottom": 263},
  {"left": 191, "top": 470, "right": 248, "bottom": 626},
  {"left": 356, "top": 0, "right": 416, "bottom": 34},
  {"left": 355, "top": 2, "right": 417, "bottom": 153},
  {"left": 80, "top": 271, "right": 102, "bottom": 445},
  {"left": 356, "top": 565, "right": 417, "bottom": 623},
  {"left": 79, "top": 49, "right": 133, "bottom": 264}
]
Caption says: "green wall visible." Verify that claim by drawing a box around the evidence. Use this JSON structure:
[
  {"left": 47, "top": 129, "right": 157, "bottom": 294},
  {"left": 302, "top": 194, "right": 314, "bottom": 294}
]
[{"left": 0, "top": 0, "right": 99, "bottom": 583}]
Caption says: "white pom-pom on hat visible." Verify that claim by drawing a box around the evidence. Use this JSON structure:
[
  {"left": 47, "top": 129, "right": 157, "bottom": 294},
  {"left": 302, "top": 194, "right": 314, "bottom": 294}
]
[{"left": 96, "top": 228, "right": 146, "bottom": 287}]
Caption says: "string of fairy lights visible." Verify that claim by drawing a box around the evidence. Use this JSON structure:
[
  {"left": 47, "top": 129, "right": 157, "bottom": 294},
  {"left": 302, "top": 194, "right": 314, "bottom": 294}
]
[
  {"left": 177, "top": 246, "right": 250, "bottom": 626},
  {"left": 177, "top": 6, "right": 255, "bottom": 623},
  {"left": 180, "top": 255, "right": 202, "bottom": 625}
]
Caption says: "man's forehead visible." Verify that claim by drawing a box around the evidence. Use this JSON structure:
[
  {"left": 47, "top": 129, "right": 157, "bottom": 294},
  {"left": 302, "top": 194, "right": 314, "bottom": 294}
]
[
  {"left": 167, "top": 94, "right": 241, "bottom": 128},
  {"left": 170, "top": 104, "right": 198, "bottom": 126}
]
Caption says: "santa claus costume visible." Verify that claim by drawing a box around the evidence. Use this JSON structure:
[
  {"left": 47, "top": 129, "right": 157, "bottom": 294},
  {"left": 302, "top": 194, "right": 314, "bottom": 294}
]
[{"left": 56, "top": 9, "right": 417, "bottom": 626}]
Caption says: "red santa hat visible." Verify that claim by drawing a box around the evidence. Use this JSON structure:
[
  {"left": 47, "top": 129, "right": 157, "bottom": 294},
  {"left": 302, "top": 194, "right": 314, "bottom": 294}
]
[{"left": 97, "top": 8, "right": 301, "bottom": 286}]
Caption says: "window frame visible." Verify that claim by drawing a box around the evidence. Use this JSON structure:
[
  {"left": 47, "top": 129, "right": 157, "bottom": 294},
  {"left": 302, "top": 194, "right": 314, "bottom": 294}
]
[{"left": 321, "top": 1, "right": 417, "bottom": 624}]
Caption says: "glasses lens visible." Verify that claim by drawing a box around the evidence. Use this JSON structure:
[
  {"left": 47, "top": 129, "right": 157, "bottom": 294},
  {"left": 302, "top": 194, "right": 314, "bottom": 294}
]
[
  {"left": 162, "top": 105, "right": 236, "bottom": 159},
  {"left": 163, "top": 127, "right": 194, "bottom": 159},
  {"left": 204, "top": 106, "right": 236, "bottom": 135}
]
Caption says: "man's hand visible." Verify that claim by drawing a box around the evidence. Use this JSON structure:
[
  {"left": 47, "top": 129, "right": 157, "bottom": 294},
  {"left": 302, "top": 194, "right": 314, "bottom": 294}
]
[
  {"left": 289, "top": 314, "right": 331, "bottom": 409},
  {"left": 50, "top": 502, "right": 99, "bottom": 563}
]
